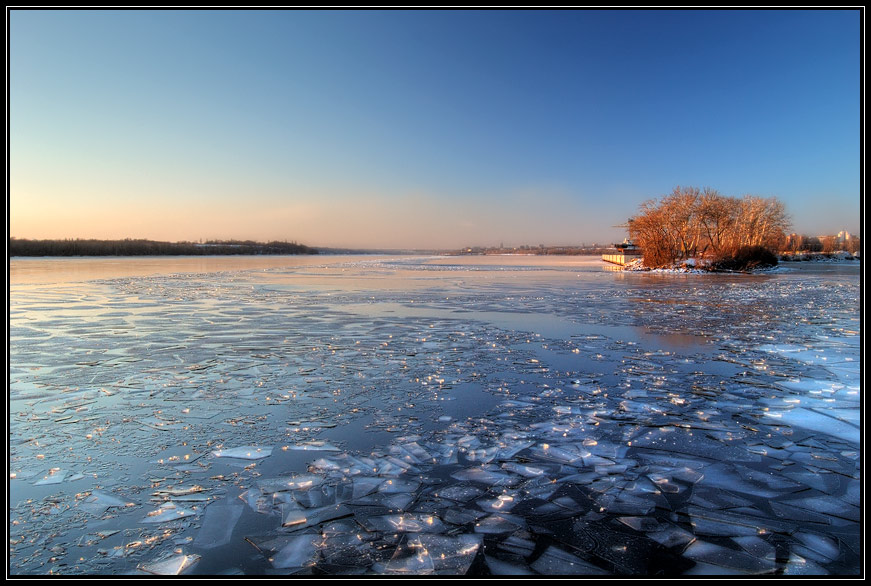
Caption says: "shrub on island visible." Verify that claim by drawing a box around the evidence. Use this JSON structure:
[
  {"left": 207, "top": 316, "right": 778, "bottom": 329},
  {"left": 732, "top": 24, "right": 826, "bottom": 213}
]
[{"left": 711, "top": 245, "right": 779, "bottom": 272}]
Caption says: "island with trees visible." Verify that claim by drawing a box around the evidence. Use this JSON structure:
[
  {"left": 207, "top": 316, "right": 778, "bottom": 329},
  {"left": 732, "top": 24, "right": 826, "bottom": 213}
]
[{"left": 622, "top": 186, "right": 858, "bottom": 272}]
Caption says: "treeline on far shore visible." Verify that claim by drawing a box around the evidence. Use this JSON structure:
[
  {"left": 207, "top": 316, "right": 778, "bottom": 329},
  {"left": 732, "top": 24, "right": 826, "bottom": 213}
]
[{"left": 9, "top": 238, "right": 318, "bottom": 257}]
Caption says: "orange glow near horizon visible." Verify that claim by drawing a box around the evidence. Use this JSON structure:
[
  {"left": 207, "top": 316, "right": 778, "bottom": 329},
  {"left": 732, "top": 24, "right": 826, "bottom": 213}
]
[{"left": 11, "top": 187, "right": 612, "bottom": 250}]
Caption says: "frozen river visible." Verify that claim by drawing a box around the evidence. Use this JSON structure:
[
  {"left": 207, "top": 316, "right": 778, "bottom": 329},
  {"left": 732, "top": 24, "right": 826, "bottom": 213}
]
[{"left": 8, "top": 255, "right": 861, "bottom": 576}]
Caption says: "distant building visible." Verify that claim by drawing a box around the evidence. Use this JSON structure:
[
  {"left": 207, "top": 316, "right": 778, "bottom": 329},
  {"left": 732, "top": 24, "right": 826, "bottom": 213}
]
[{"left": 602, "top": 238, "right": 642, "bottom": 266}]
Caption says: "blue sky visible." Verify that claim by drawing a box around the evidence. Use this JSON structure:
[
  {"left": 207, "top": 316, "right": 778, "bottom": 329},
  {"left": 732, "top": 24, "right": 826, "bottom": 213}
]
[{"left": 9, "top": 9, "right": 862, "bottom": 248}]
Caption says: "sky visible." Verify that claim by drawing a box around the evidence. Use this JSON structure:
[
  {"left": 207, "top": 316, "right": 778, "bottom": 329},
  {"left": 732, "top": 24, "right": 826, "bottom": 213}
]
[{"left": 8, "top": 9, "right": 862, "bottom": 250}]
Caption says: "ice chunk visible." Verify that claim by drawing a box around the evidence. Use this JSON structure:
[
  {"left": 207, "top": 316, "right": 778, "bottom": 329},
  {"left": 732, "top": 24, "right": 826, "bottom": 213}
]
[
  {"left": 435, "top": 484, "right": 484, "bottom": 503},
  {"left": 476, "top": 492, "right": 518, "bottom": 513},
  {"left": 530, "top": 546, "right": 608, "bottom": 575},
  {"left": 570, "top": 519, "right": 695, "bottom": 574},
  {"left": 682, "top": 540, "right": 778, "bottom": 574},
  {"left": 34, "top": 469, "right": 68, "bottom": 485},
  {"left": 629, "top": 427, "right": 759, "bottom": 462},
  {"left": 79, "top": 490, "right": 134, "bottom": 515},
  {"left": 782, "top": 469, "right": 842, "bottom": 494},
  {"left": 496, "top": 440, "right": 534, "bottom": 460},
  {"left": 152, "top": 485, "right": 206, "bottom": 498},
  {"left": 211, "top": 446, "right": 273, "bottom": 460},
  {"left": 383, "top": 493, "right": 415, "bottom": 511},
  {"left": 287, "top": 441, "right": 342, "bottom": 452},
  {"left": 281, "top": 506, "right": 309, "bottom": 528},
  {"left": 442, "top": 507, "right": 487, "bottom": 526},
  {"left": 194, "top": 502, "right": 243, "bottom": 549},
  {"left": 731, "top": 535, "right": 775, "bottom": 559},
  {"left": 260, "top": 474, "right": 325, "bottom": 493},
  {"left": 501, "top": 462, "right": 547, "bottom": 477},
  {"left": 473, "top": 513, "right": 526, "bottom": 534},
  {"left": 769, "top": 501, "right": 834, "bottom": 525},
  {"left": 380, "top": 535, "right": 435, "bottom": 575},
  {"left": 689, "top": 506, "right": 794, "bottom": 535},
  {"left": 498, "top": 535, "right": 536, "bottom": 557},
  {"left": 557, "top": 471, "right": 601, "bottom": 486},
  {"left": 617, "top": 517, "right": 662, "bottom": 532},
  {"left": 139, "top": 553, "right": 201, "bottom": 575},
  {"left": 695, "top": 463, "right": 779, "bottom": 498},
  {"left": 270, "top": 533, "right": 320, "bottom": 569},
  {"left": 597, "top": 492, "right": 655, "bottom": 516},
  {"left": 379, "top": 478, "right": 421, "bottom": 494},
  {"left": 363, "top": 514, "right": 445, "bottom": 534},
  {"left": 528, "top": 443, "right": 588, "bottom": 465},
  {"left": 793, "top": 532, "right": 841, "bottom": 562},
  {"left": 240, "top": 490, "right": 274, "bottom": 515},
  {"left": 689, "top": 512, "right": 759, "bottom": 537},
  {"left": 765, "top": 407, "right": 859, "bottom": 445},
  {"left": 781, "top": 495, "right": 860, "bottom": 522},
  {"left": 391, "top": 442, "right": 434, "bottom": 464},
  {"left": 646, "top": 524, "right": 696, "bottom": 549},
  {"left": 485, "top": 556, "right": 535, "bottom": 575},
  {"left": 292, "top": 484, "right": 342, "bottom": 509},
  {"left": 450, "top": 467, "right": 517, "bottom": 486},
  {"left": 142, "top": 503, "right": 199, "bottom": 523},
  {"left": 282, "top": 504, "right": 352, "bottom": 530},
  {"left": 464, "top": 446, "right": 500, "bottom": 463},
  {"left": 390, "top": 534, "right": 482, "bottom": 575},
  {"left": 781, "top": 553, "right": 829, "bottom": 575}
]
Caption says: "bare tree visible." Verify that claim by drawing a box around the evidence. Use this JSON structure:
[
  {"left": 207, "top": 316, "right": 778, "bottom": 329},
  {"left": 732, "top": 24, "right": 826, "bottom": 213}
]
[
  {"left": 820, "top": 235, "right": 837, "bottom": 254},
  {"left": 629, "top": 200, "right": 676, "bottom": 268},
  {"left": 734, "top": 195, "right": 791, "bottom": 250},
  {"left": 660, "top": 186, "right": 703, "bottom": 260},
  {"left": 696, "top": 187, "right": 738, "bottom": 256}
]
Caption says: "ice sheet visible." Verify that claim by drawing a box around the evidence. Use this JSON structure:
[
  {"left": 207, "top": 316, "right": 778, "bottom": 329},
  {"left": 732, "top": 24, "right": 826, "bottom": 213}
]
[{"left": 8, "top": 257, "right": 860, "bottom": 576}]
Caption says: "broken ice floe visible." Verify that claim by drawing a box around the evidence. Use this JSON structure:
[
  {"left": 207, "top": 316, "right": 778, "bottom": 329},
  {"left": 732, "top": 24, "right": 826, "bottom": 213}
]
[
  {"left": 194, "top": 502, "right": 244, "bottom": 549},
  {"left": 139, "top": 553, "right": 201, "bottom": 575},
  {"left": 211, "top": 446, "right": 274, "bottom": 460},
  {"left": 79, "top": 490, "right": 135, "bottom": 515},
  {"left": 8, "top": 261, "right": 860, "bottom": 576},
  {"left": 377, "top": 533, "right": 482, "bottom": 575},
  {"left": 34, "top": 469, "right": 70, "bottom": 485},
  {"left": 141, "top": 503, "right": 199, "bottom": 524}
]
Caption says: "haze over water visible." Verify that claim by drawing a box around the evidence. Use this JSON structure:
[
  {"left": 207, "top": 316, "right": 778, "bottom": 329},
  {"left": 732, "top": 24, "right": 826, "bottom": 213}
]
[{"left": 8, "top": 255, "right": 861, "bottom": 576}]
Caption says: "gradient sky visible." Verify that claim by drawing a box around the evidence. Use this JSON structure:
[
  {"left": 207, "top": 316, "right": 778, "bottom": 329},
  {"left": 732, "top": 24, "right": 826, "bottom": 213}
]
[{"left": 9, "top": 9, "right": 862, "bottom": 249}]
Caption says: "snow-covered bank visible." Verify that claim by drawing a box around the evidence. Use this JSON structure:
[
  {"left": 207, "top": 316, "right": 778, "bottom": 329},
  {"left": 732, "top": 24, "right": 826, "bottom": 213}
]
[{"left": 620, "top": 251, "right": 859, "bottom": 273}]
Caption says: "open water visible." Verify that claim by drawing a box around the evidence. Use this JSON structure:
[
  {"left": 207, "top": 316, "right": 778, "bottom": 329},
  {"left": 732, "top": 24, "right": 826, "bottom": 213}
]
[{"left": 8, "top": 255, "right": 861, "bottom": 575}]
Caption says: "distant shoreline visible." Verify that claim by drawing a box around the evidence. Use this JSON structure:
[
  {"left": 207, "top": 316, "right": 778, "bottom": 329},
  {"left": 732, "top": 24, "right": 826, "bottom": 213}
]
[
  {"left": 7, "top": 239, "right": 622, "bottom": 258},
  {"left": 8, "top": 238, "right": 318, "bottom": 257}
]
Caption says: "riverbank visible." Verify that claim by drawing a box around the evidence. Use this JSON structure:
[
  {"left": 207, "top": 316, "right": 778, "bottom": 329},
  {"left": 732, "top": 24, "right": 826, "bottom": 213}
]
[{"left": 779, "top": 251, "right": 860, "bottom": 262}]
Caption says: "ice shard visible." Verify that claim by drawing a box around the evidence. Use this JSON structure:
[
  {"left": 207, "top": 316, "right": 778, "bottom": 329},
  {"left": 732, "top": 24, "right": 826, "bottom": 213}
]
[
  {"left": 139, "top": 553, "right": 201, "bottom": 575},
  {"left": 194, "top": 502, "right": 244, "bottom": 549},
  {"left": 211, "top": 446, "right": 273, "bottom": 460}
]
